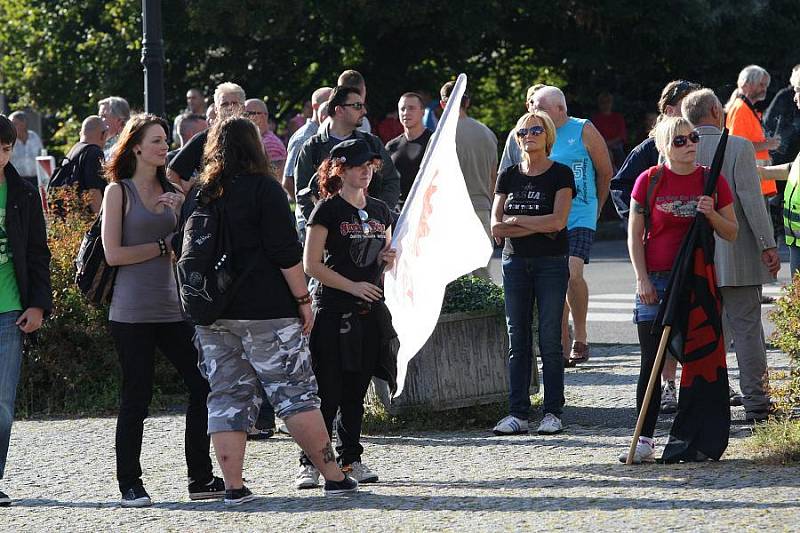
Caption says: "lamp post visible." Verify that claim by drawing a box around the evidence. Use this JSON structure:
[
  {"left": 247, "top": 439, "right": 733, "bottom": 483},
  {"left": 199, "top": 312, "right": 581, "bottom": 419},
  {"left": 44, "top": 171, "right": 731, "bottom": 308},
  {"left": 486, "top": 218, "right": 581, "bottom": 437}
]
[{"left": 141, "top": 0, "right": 165, "bottom": 116}]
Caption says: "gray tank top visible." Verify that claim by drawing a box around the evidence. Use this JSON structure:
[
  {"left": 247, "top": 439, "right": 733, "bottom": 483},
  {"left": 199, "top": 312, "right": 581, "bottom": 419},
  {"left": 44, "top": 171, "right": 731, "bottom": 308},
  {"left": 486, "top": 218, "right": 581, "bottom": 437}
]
[{"left": 109, "top": 179, "right": 183, "bottom": 323}]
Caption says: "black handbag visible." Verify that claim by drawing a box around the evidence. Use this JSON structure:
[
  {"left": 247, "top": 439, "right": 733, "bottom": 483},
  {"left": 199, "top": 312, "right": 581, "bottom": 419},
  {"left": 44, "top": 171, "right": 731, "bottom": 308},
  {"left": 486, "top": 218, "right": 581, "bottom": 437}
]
[{"left": 75, "top": 184, "right": 126, "bottom": 307}]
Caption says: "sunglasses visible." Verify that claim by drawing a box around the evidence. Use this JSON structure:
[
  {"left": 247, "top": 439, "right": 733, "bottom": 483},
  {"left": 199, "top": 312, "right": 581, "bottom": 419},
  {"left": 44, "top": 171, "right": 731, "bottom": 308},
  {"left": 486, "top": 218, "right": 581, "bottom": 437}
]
[
  {"left": 667, "top": 80, "right": 693, "bottom": 106},
  {"left": 516, "top": 126, "right": 545, "bottom": 137},
  {"left": 358, "top": 209, "right": 371, "bottom": 235},
  {"left": 341, "top": 102, "right": 366, "bottom": 110},
  {"left": 672, "top": 131, "right": 700, "bottom": 148}
]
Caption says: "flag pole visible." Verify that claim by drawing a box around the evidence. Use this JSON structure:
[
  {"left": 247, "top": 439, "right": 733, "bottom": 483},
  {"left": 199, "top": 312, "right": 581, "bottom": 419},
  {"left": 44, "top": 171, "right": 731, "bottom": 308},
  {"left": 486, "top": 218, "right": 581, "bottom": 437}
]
[{"left": 625, "top": 325, "right": 671, "bottom": 465}]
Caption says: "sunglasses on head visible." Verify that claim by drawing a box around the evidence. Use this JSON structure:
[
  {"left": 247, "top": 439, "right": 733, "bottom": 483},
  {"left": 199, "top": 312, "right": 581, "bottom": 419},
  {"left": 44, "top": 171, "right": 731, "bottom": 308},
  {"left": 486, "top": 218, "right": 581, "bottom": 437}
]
[
  {"left": 672, "top": 131, "right": 700, "bottom": 148},
  {"left": 358, "top": 209, "right": 371, "bottom": 235},
  {"left": 516, "top": 125, "right": 545, "bottom": 137}
]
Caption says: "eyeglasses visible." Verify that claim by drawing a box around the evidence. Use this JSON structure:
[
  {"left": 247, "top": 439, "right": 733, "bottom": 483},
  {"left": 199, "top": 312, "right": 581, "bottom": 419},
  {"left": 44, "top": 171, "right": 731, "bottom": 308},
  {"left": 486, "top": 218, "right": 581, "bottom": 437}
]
[
  {"left": 672, "top": 131, "right": 700, "bottom": 148},
  {"left": 516, "top": 126, "right": 545, "bottom": 137},
  {"left": 218, "top": 101, "right": 242, "bottom": 108},
  {"left": 245, "top": 111, "right": 267, "bottom": 117},
  {"left": 358, "top": 209, "right": 371, "bottom": 235},
  {"left": 340, "top": 102, "right": 366, "bottom": 111}
]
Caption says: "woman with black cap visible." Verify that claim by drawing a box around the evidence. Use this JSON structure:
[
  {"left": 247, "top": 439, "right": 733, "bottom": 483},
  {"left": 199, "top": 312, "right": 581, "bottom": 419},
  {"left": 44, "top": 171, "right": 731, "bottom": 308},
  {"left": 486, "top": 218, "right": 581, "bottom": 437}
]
[{"left": 296, "top": 138, "right": 398, "bottom": 489}]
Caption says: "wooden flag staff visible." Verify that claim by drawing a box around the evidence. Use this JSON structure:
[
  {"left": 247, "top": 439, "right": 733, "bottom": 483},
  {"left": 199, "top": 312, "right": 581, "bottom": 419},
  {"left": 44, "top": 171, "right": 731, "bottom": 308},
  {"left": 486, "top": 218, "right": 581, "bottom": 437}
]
[{"left": 625, "top": 325, "right": 672, "bottom": 465}]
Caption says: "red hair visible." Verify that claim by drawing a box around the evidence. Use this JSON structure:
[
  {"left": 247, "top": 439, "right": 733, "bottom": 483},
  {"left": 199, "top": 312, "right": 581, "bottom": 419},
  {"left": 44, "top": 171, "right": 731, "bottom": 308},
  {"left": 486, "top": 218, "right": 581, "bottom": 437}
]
[{"left": 317, "top": 159, "right": 346, "bottom": 199}]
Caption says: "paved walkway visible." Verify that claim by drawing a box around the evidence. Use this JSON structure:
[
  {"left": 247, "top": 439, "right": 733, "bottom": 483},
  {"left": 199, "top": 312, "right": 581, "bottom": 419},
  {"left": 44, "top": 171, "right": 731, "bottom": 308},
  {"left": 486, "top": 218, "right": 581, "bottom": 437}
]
[{"left": 3, "top": 346, "right": 799, "bottom": 531}]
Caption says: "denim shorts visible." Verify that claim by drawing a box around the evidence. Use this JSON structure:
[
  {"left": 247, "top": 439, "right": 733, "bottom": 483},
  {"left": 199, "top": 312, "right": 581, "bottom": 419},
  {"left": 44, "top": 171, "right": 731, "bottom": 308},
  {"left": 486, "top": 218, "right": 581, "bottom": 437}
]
[{"left": 633, "top": 272, "right": 670, "bottom": 324}]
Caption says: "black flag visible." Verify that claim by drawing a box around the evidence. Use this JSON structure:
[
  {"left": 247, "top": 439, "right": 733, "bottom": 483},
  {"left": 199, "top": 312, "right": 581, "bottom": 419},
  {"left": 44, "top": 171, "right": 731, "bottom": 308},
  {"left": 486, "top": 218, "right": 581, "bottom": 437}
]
[{"left": 653, "top": 129, "right": 731, "bottom": 463}]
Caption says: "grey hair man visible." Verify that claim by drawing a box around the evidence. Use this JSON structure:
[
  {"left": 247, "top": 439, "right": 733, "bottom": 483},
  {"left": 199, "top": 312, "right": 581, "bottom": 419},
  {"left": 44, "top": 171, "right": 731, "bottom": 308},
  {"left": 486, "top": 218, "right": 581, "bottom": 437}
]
[
  {"left": 177, "top": 113, "right": 208, "bottom": 148},
  {"left": 8, "top": 111, "right": 43, "bottom": 183},
  {"left": 284, "top": 86, "right": 333, "bottom": 201},
  {"left": 683, "top": 88, "right": 779, "bottom": 423},
  {"left": 98, "top": 96, "right": 130, "bottom": 159},
  {"left": 527, "top": 85, "right": 613, "bottom": 366},
  {"left": 168, "top": 82, "right": 245, "bottom": 190}
]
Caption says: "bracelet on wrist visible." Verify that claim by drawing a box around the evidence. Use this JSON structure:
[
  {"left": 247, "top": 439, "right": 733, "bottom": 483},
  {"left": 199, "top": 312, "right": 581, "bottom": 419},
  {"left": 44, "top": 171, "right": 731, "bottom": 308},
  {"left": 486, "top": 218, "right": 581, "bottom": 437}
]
[
  {"left": 157, "top": 238, "right": 167, "bottom": 256},
  {"left": 295, "top": 293, "right": 312, "bottom": 306}
]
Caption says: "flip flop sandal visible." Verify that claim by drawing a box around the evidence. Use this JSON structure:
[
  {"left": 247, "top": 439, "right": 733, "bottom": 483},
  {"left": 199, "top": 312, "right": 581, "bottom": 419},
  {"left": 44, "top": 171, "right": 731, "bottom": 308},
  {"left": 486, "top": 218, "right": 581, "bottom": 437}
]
[{"left": 569, "top": 341, "right": 590, "bottom": 364}]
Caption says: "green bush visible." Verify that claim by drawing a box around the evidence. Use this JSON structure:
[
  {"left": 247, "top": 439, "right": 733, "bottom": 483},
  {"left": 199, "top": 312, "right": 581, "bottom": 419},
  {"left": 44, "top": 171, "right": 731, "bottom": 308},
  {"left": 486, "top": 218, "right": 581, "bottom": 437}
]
[
  {"left": 440, "top": 275, "right": 504, "bottom": 315},
  {"left": 768, "top": 277, "right": 800, "bottom": 409},
  {"left": 16, "top": 188, "right": 184, "bottom": 417},
  {"left": 749, "top": 276, "right": 800, "bottom": 463}
]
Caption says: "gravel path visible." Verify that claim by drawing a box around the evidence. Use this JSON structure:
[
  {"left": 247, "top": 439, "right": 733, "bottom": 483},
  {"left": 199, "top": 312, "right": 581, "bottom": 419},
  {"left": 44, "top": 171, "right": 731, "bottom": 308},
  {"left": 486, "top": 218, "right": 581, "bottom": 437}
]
[{"left": 2, "top": 345, "right": 798, "bottom": 531}]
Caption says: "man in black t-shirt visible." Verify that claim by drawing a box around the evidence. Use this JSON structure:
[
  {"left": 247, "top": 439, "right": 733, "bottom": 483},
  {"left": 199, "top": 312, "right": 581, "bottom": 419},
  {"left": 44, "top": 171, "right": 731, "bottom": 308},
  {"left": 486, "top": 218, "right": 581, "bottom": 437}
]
[
  {"left": 386, "top": 92, "right": 433, "bottom": 204},
  {"left": 62, "top": 115, "right": 108, "bottom": 213}
]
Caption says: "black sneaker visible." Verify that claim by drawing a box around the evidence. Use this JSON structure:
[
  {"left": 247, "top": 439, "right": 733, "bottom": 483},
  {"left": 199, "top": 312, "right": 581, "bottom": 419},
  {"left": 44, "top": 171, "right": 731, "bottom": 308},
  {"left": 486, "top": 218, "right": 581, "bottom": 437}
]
[
  {"left": 224, "top": 485, "right": 256, "bottom": 506},
  {"left": 324, "top": 475, "right": 358, "bottom": 496},
  {"left": 188, "top": 476, "right": 226, "bottom": 500},
  {"left": 0, "top": 489, "right": 10, "bottom": 507},
  {"left": 120, "top": 485, "right": 152, "bottom": 508}
]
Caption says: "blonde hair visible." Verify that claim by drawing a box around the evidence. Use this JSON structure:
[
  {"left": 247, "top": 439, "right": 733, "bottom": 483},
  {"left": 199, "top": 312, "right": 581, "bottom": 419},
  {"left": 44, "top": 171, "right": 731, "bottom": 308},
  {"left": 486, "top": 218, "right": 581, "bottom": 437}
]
[
  {"left": 653, "top": 116, "right": 693, "bottom": 157},
  {"left": 513, "top": 111, "right": 557, "bottom": 156},
  {"left": 213, "top": 82, "right": 246, "bottom": 107}
]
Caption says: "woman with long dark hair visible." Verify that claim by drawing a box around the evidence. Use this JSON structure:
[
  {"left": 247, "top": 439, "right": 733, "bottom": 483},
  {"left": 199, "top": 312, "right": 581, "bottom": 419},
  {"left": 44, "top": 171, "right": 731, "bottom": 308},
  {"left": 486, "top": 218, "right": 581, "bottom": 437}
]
[
  {"left": 101, "top": 114, "right": 223, "bottom": 507},
  {"left": 191, "top": 117, "right": 356, "bottom": 504},
  {"left": 297, "top": 138, "right": 397, "bottom": 489}
]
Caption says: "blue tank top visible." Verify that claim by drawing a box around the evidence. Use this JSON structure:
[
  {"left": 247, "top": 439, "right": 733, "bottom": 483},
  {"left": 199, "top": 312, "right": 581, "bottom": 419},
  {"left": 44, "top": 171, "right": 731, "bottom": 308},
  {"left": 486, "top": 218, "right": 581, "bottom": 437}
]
[{"left": 551, "top": 117, "right": 597, "bottom": 230}]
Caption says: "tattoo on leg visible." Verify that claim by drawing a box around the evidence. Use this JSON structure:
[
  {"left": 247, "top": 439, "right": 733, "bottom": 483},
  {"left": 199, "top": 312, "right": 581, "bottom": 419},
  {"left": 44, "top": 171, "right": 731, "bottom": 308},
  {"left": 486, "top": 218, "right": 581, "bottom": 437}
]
[{"left": 320, "top": 443, "right": 335, "bottom": 464}]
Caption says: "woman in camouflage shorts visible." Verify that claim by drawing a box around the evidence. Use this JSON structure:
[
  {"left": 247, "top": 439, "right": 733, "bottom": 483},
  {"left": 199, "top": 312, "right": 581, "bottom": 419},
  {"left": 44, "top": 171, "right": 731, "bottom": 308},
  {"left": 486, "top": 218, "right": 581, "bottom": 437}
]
[{"left": 192, "top": 116, "right": 357, "bottom": 504}]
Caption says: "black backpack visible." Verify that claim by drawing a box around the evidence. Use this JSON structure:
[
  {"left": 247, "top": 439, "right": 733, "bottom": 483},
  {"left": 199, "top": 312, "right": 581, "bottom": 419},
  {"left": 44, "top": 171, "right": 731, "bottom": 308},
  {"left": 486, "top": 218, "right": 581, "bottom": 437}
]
[
  {"left": 176, "top": 191, "right": 258, "bottom": 326},
  {"left": 48, "top": 144, "right": 89, "bottom": 190},
  {"left": 75, "top": 184, "right": 127, "bottom": 306}
]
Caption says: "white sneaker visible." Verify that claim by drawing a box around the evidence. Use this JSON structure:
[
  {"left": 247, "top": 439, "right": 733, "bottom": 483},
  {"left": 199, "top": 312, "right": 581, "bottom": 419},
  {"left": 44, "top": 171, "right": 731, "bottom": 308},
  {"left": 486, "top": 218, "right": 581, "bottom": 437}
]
[
  {"left": 618, "top": 438, "right": 656, "bottom": 464},
  {"left": 536, "top": 413, "right": 563, "bottom": 435},
  {"left": 343, "top": 461, "right": 378, "bottom": 483},
  {"left": 492, "top": 415, "right": 529, "bottom": 435},
  {"left": 295, "top": 464, "right": 320, "bottom": 489},
  {"left": 660, "top": 381, "right": 678, "bottom": 414}
]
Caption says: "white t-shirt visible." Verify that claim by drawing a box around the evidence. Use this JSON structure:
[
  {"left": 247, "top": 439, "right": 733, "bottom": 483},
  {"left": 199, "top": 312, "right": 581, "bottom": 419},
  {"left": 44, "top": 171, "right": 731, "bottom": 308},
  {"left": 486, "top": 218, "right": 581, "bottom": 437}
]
[{"left": 10, "top": 130, "right": 43, "bottom": 177}]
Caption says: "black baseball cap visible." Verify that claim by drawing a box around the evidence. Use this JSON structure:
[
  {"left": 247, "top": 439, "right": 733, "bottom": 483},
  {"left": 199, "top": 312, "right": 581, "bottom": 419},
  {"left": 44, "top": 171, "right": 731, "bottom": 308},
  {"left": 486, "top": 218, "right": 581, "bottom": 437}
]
[{"left": 329, "top": 139, "right": 380, "bottom": 166}]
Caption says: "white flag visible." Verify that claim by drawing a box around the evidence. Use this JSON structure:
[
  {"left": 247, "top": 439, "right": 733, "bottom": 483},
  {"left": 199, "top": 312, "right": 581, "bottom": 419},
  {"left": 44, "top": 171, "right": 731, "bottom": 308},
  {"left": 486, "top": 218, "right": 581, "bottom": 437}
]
[{"left": 385, "top": 73, "right": 494, "bottom": 397}]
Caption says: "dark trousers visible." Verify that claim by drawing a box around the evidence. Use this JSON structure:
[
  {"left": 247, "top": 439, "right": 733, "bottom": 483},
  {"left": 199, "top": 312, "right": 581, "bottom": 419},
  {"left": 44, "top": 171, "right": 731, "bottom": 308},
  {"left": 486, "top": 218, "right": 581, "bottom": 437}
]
[
  {"left": 302, "top": 310, "right": 377, "bottom": 466},
  {"left": 636, "top": 321, "right": 665, "bottom": 439},
  {"left": 110, "top": 320, "right": 212, "bottom": 493}
]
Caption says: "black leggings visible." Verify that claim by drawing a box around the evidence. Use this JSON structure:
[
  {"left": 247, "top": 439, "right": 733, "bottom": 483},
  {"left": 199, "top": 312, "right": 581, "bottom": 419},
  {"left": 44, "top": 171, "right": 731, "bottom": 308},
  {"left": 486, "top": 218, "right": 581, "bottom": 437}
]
[
  {"left": 636, "top": 321, "right": 665, "bottom": 439},
  {"left": 111, "top": 320, "right": 212, "bottom": 493}
]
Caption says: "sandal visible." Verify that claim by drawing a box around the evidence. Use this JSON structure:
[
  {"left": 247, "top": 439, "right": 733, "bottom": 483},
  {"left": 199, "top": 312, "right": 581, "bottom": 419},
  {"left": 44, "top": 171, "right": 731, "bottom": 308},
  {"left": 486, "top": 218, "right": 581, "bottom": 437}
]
[{"left": 569, "top": 341, "right": 590, "bottom": 365}]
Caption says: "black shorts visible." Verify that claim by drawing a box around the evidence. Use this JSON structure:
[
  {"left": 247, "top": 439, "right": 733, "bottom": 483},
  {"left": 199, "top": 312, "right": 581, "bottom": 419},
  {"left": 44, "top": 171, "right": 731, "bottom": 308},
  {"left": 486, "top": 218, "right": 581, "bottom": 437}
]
[{"left": 568, "top": 227, "right": 595, "bottom": 264}]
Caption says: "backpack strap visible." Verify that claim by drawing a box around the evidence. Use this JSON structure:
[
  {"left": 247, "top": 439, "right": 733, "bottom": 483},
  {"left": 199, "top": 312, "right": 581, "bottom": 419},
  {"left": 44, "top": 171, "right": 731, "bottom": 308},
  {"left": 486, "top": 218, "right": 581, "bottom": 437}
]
[{"left": 642, "top": 165, "right": 664, "bottom": 251}]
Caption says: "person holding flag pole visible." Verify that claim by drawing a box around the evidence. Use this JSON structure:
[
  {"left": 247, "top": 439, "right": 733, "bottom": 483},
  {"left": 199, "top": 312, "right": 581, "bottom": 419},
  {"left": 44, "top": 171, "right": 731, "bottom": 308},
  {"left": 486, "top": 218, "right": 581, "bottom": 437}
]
[
  {"left": 622, "top": 117, "right": 737, "bottom": 464},
  {"left": 384, "top": 74, "right": 494, "bottom": 399}
]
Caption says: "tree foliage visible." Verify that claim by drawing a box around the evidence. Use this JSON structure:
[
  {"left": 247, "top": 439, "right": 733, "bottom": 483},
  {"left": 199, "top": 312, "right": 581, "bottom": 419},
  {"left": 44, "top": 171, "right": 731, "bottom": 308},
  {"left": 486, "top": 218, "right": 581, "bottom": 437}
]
[{"left": 1, "top": 0, "right": 799, "bottom": 147}]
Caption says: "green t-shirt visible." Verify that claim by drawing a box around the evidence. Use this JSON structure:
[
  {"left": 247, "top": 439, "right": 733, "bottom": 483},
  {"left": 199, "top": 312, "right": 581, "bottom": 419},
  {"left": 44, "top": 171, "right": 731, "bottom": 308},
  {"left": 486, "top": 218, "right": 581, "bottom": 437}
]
[{"left": 0, "top": 181, "right": 23, "bottom": 313}]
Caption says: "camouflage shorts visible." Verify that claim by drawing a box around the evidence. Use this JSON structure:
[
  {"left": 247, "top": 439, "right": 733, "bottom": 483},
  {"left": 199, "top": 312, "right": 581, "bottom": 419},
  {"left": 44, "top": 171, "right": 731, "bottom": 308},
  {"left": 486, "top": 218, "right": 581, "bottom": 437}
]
[{"left": 194, "top": 318, "right": 320, "bottom": 434}]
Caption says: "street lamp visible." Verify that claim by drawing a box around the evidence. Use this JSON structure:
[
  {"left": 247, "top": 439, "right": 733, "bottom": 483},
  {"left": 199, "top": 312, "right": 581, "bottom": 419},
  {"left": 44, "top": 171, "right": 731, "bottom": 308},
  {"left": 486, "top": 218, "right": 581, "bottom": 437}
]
[{"left": 141, "top": 0, "right": 165, "bottom": 116}]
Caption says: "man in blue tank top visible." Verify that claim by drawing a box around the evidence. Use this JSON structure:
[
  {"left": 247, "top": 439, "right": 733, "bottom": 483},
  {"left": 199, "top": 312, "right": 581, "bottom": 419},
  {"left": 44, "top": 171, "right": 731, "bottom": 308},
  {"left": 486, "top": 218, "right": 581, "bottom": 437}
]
[{"left": 531, "top": 87, "right": 613, "bottom": 366}]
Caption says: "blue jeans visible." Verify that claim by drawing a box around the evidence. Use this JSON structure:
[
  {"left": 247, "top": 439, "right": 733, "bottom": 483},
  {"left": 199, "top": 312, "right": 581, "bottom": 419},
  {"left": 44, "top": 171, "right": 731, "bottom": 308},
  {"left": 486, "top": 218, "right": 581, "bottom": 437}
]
[
  {"left": 0, "top": 311, "right": 23, "bottom": 480},
  {"left": 502, "top": 254, "right": 569, "bottom": 418}
]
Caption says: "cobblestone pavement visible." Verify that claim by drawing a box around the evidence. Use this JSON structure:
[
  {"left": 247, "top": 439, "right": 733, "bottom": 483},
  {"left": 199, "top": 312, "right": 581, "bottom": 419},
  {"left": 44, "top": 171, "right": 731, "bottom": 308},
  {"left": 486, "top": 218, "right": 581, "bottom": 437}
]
[{"left": 2, "top": 345, "right": 798, "bottom": 531}]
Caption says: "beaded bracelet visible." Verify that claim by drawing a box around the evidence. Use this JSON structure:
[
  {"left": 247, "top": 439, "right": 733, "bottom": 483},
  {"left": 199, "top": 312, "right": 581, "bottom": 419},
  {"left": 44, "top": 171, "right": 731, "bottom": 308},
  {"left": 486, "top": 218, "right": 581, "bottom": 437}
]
[
  {"left": 295, "top": 293, "right": 312, "bottom": 306},
  {"left": 157, "top": 238, "right": 167, "bottom": 256}
]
